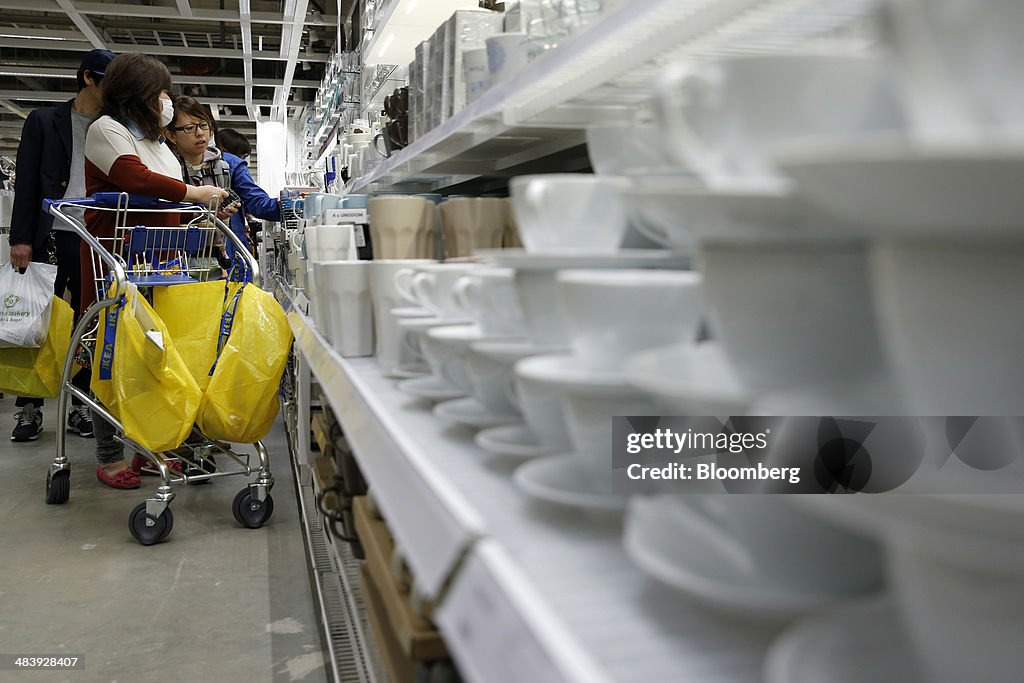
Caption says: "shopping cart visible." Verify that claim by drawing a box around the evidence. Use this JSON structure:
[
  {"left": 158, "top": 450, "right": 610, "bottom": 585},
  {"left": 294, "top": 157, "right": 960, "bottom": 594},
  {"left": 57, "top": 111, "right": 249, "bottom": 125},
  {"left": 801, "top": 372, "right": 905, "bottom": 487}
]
[{"left": 42, "top": 192, "right": 275, "bottom": 545}]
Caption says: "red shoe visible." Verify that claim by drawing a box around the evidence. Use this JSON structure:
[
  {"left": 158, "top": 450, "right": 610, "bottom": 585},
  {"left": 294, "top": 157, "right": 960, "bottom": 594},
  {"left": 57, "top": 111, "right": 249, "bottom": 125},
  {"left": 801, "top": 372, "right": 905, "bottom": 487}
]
[
  {"left": 96, "top": 465, "right": 141, "bottom": 490},
  {"left": 131, "top": 454, "right": 184, "bottom": 476}
]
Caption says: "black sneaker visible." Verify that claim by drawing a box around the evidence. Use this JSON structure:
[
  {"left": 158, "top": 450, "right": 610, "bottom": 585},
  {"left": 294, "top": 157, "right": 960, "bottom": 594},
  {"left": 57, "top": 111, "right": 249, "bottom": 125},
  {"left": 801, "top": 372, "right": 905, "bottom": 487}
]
[
  {"left": 67, "top": 406, "right": 95, "bottom": 438},
  {"left": 11, "top": 404, "right": 43, "bottom": 442}
]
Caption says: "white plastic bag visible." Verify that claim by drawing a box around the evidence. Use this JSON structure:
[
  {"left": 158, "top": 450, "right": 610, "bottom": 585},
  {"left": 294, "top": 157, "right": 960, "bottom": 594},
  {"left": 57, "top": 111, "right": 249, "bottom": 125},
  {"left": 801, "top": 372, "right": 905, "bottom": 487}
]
[{"left": 0, "top": 262, "right": 57, "bottom": 348}]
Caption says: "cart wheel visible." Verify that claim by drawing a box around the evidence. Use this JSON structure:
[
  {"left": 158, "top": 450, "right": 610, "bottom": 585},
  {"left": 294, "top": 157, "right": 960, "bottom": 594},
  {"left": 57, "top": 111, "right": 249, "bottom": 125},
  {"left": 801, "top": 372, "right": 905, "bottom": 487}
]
[
  {"left": 232, "top": 488, "right": 274, "bottom": 529},
  {"left": 128, "top": 502, "right": 174, "bottom": 546},
  {"left": 46, "top": 470, "right": 70, "bottom": 505}
]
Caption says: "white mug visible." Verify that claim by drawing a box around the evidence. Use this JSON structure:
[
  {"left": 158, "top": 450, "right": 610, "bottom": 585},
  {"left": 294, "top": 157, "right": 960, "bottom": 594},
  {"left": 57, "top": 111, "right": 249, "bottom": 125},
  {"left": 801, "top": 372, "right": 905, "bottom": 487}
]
[
  {"left": 367, "top": 259, "right": 436, "bottom": 376},
  {"left": 486, "top": 33, "right": 532, "bottom": 85},
  {"left": 317, "top": 261, "right": 375, "bottom": 357},
  {"left": 317, "top": 224, "right": 357, "bottom": 261},
  {"left": 394, "top": 263, "right": 478, "bottom": 320}
]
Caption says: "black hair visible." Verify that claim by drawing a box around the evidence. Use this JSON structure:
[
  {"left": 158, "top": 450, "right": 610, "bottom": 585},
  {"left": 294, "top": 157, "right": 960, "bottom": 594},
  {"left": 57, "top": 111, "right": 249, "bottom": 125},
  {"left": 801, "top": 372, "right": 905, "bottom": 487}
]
[{"left": 217, "top": 128, "right": 251, "bottom": 159}]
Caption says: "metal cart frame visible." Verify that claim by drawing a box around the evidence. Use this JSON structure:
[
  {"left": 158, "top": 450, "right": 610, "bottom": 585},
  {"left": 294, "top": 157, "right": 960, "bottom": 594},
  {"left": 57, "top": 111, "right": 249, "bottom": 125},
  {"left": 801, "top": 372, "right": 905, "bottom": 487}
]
[{"left": 43, "top": 192, "right": 275, "bottom": 545}]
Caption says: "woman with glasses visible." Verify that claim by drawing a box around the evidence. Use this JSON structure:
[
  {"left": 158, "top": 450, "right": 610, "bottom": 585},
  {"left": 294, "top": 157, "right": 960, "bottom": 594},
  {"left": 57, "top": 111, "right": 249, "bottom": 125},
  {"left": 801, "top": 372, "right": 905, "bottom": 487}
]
[{"left": 167, "top": 98, "right": 281, "bottom": 274}]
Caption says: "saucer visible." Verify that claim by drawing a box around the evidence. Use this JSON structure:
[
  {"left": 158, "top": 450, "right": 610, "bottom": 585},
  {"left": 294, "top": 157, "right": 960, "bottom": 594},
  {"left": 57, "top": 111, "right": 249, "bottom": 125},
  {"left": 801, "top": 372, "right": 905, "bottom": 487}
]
[
  {"left": 623, "top": 496, "right": 878, "bottom": 620},
  {"left": 474, "top": 248, "right": 690, "bottom": 272},
  {"left": 397, "top": 375, "right": 466, "bottom": 401},
  {"left": 470, "top": 339, "right": 568, "bottom": 362},
  {"left": 390, "top": 306, "right": 435, "bottom": 318},
  {"left": 513, "top": 454, "right": 628, "bottom": 512},
  {"left": 516, "top": 354, "right": 630, "bottom": 394},
  {"left": 434, "top": 397, "right": 520, "bottom": 429},
  {"left": 624, "top": 343, "right": 750, "bottom": 414},
  {"left": 765, "top": 598, "right": 923, "bottom": 683},
  {"left": 391, "top": 362, "right": 430, "bottom": 378},
  {"left": 774, "top": 136, "right": 1024, "bottom": 238},
  {"left": 475, "top": 423, "right": 556, "bottom": 459}
]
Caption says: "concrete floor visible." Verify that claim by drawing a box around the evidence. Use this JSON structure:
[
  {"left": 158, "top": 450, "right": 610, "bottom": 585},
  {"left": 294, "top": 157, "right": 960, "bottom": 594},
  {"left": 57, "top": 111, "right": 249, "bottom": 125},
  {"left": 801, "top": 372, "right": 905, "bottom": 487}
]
[{"left": 0, "top": 395, "right": 329, "bottom": 683}]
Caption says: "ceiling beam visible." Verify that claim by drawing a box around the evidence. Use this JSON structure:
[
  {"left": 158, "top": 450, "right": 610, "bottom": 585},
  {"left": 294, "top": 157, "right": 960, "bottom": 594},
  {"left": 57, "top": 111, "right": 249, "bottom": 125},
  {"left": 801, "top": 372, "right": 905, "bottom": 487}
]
[
  {"left": 0, "top": 37, "right": 329, "bottom": 62},
  {"left": 0, "top": 65, "right": 321, "bottom": 89},
  {"left": 0, "top": 89, "right": 280, "bottom": 108},
  {"left": 175, "top": 0, "right": 193, "bottom": 18},
  {"left": 0, "top": 0, "right": 335, "bottom": 26},
  {"left": 275, "top": 0, "right": 310, "bottom": 121},
  {"left": 0, "top": 99, "right": 27, "bottom": 119},
  {"left": 239, "top": 0, "right": 256, "bottom": 120},
  {"left": 54, "top": 0, "right": 108, "bottom": 49}
]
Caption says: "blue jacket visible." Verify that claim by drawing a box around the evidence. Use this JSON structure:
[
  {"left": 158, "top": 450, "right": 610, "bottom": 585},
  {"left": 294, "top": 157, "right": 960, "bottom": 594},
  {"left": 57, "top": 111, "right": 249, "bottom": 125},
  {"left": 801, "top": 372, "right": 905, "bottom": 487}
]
[
  {"left": 223, "top": 151, "right": 281, "bottom": 246},
  {"left": 9, "top": 99, "right": 75, "bottom": 256}
]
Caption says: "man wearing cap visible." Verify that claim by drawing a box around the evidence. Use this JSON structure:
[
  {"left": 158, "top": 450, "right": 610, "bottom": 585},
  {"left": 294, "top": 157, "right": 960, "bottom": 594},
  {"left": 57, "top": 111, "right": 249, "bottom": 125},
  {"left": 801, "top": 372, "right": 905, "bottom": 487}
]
[{"left": 7, "top": 48, "right": 116, "bottom": 442}]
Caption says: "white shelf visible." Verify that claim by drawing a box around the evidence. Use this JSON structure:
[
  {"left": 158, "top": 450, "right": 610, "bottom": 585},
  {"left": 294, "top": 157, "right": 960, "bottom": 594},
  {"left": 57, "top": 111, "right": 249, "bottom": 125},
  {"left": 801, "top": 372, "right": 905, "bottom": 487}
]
[
  {"left": 345, "top": 0, "right": 875, "bottom": 193},
  {"left": 286, "top": 299, "right": 780, "bottom": 683}
]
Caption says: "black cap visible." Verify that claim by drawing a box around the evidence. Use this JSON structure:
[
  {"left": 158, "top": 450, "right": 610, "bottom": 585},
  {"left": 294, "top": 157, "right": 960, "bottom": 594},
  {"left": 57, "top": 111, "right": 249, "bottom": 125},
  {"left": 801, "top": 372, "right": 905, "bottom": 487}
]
[{"left": 79, "top": 49, "right": 117, "bottom": 77}]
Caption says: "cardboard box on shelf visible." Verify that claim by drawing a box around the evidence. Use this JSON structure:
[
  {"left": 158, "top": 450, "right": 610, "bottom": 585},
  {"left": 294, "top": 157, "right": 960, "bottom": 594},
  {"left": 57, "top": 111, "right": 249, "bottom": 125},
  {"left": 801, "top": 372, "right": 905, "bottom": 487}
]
[{"left": 354, "top": 496, "right": 449, "bottom": 661}]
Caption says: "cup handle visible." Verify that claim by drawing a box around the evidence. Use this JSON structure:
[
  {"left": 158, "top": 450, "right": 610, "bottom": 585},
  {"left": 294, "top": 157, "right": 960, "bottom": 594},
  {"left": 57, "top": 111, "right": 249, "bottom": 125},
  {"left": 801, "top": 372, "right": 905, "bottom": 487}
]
[
  {"left": 373, "top": 132, "right": 392, "bottom": 158},
  {"left": 410, "top": 272, "right": 437, "bottom": 312},
  {"left": 452, "top": 276, "right": 478, "bottom": 319},
  {"left": 401, "top": 327, "right": 423, "bottom": 362},
  {"left": 394, "top": 268, "right": 416, "bottom": 303},
  {"left": 629, "top": 214, "right": 671, "bottom": 246},
  {"left": 656, "top": 62, "right": 725, "bottom": 180}
]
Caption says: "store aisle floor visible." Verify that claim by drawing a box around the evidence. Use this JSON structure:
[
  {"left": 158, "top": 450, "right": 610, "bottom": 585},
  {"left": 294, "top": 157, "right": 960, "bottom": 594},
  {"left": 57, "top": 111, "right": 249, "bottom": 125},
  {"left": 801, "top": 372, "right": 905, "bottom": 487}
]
[{"left": 0, "top": 395, "right": 329, "bottom": 683}]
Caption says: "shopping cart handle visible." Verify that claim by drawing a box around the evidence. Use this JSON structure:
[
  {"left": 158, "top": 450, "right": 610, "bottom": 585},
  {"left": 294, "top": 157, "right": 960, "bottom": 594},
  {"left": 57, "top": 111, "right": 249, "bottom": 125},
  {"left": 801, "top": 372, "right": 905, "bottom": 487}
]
[{"left": 44, "top": 193, "right": 205, "bottom": 212}]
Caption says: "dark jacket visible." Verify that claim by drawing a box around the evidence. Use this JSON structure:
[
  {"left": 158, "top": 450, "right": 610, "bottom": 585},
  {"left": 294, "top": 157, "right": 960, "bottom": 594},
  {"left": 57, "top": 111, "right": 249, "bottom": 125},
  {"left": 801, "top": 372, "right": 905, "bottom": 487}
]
[{"left": 9, "top": 99, "right": 75, "bottom": 256}]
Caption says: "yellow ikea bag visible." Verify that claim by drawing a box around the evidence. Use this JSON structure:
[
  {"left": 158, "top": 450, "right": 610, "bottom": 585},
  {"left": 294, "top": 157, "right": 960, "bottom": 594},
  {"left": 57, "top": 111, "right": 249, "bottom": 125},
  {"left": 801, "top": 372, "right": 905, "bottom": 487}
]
[
  {"left": 0, "top": 296, "right": 73, "bottom": 398},
  {"left": 196, "top": 283, "right": 291, "bottom": 443},
  {"left": 152, "top": 281, "right": 241, "bottom": 392},
  {"left": 92, "top": 283, "right": 201, "bottom": 452}
]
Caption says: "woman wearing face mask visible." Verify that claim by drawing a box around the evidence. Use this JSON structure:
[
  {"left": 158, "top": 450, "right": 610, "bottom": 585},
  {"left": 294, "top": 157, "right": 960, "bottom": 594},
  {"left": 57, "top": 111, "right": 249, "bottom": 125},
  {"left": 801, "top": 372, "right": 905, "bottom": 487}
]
[
  {"left": 82, "top": 53, "right": 228, "bottom": 490},
  {"left": 166, "top": 97, "right": 280, "bottom": 275}
]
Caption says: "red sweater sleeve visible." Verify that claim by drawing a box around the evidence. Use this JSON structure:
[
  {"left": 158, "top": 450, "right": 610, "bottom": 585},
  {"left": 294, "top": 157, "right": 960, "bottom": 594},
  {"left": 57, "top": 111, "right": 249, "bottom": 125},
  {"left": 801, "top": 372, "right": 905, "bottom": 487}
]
[{"left": 106, "top": 155, "right": 188, "bottom": 202}]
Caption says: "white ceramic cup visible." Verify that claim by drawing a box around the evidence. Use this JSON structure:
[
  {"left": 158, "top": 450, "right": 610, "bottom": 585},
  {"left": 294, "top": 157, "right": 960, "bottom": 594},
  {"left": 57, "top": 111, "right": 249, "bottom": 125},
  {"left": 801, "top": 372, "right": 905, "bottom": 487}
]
[
  {"left": 453, "top": 268, "right": 525, "bottom": 337},
  {"left": 513, "top": 358, "right": 574, "bottom": 453},
  {"left": 656, "top": 53, "right": 906, "bottom": 186},
  {"left": 884, "top": 0, "right": 1024, "bottom": 141},
  {"left": 557, "top": 269, "right": 704, "bottom": 370},
  {"left": 317, "top": 224, "right": 357, "bottom": 261},
  {"left": 422, "top": 325, "right": 494, "bottom": 394},
  {"left": 509, "top": 174, "right": 632, "bottom": 252},
  {"left": 369, "top": 196, "right": 434, "bottom": 259},
  {"left": 486, "top": 32, "right": 532, "bottom": 85},
  {"left": 394, "top": 262, "right": 479, "bottom": 320},
  {"left": 871, "top": 241, "right": 1024, "bottom": 415},
  {"left": 317, "top": 261, "right": 375, "bottom": 357},
  {"left": 585, "top": 124, "right": 679, "bottom": 176},
  {"left": 888, "top": 528, "right": 1024, "bottom": 683},
  {"left": 514, "top": 269, "right": 568, "bottom": 346},
  {"left": 700, "top": 240, "right": 886, "bottom": 394},
  {"left": 398, "top": 317, "right": 468, "bottom": 375},
  {"left": 368, "top": 259, "right": 436, "bottom": 375},
  {"left": 465, "top": 341, "right": 548, "bottom": 418},
  {"left": 563, "top": 379, "right": 662, "bottom": 493},
  {"left": 463, "top": 47, "right": 491, "bottom": 103},
  {"left": 660, "top": 495, "right": 883, "bottom": 593}
]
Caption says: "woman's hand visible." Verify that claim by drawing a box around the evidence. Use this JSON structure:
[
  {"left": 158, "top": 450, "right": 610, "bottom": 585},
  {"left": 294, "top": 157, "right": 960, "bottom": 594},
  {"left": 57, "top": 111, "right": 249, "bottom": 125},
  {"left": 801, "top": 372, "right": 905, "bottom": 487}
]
[
  {"left": 185, "top": 184, "right": 229, "bottom": 208},
  {"left": 217, "top": 203, "right": 240, "bottom": 220}
]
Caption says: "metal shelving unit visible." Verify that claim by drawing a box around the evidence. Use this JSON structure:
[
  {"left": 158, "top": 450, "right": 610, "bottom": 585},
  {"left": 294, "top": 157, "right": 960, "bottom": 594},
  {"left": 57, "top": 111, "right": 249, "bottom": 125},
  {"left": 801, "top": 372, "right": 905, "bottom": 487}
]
[{"left": 347, "top": 0, "right": 876, "bottom": 194}]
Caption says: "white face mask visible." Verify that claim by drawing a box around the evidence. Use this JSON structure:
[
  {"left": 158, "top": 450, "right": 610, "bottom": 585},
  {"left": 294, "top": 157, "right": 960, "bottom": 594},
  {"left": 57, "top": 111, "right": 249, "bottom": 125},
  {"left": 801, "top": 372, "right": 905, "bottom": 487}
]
[{"left": 159, "top": 98, "right": 174, "bottom": 127}]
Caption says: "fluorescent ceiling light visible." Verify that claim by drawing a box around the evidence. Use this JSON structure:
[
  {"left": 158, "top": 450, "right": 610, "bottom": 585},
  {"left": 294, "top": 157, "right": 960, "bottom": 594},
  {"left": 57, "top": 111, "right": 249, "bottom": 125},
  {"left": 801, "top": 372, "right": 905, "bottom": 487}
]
[
  {"left": 0, "top": 71, "right": 74, "bottom": 78},
  {"left": 0, "top": 34, "right": 66, "bottom": 41},
  {"left": 404, "top": 0, "right": 419, "bottom": 15}
]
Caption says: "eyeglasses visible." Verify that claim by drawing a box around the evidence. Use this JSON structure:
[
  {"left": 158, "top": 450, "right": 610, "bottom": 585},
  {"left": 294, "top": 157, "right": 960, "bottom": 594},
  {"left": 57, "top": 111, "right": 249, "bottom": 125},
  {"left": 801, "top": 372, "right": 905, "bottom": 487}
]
[{"left": 173, "top": 122, "right": 211, "bottom": 134}]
